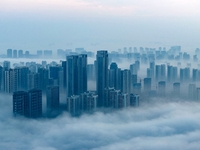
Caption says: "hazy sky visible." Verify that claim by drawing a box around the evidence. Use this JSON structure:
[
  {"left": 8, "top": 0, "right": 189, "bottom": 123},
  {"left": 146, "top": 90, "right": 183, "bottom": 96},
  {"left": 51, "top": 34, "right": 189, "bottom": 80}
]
[{"left": 0, "top": 0, "right": 200, "bottom": 52}]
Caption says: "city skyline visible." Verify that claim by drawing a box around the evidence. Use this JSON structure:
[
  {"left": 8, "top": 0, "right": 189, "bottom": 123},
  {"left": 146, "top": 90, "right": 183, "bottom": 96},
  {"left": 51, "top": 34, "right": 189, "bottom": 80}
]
[{"left": 1, "top": 0, "right": 200, "bottom": 149}]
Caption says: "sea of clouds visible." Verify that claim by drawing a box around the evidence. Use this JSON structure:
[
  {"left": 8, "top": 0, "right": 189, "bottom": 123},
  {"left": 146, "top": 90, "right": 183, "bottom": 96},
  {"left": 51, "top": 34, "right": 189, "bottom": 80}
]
[{"left": 1, "top": 94, "right": 200, "bottom": 150}]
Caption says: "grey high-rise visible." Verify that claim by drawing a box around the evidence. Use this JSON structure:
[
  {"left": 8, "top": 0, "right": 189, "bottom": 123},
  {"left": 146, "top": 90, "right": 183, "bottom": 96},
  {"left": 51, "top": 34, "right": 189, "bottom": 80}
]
[
  {"left": 13, "top": 91, "right": 29, "bottom": 117},
  {"left": 46, "top": 85, "right": 59, "bottom": 110},
  {"left": 77, "top": 54, "right": 87, "bottom": 94},
  {"left": 28, "top": 89, "right": 42, "bottom": 118},
  {"left": 66, "top": 54, "right": 87, "bottom": 97},
  {"left": 96, "top": 50, "right": 108, "bottom": 107}
]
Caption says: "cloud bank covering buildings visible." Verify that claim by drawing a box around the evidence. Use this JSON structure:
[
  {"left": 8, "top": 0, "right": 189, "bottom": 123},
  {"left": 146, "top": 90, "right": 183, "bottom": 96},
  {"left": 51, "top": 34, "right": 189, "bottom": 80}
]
[{"left": 1, "top": 95, "right": 200, "bottom": 150}]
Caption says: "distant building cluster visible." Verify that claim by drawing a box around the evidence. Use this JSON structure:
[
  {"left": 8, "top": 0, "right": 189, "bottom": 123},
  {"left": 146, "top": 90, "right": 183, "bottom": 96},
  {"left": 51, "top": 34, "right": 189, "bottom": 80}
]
[
  {"left": 0, "top": 46, "right": 200, "bottom": 118},
  {"left": 0, "top": 48, "right": 94, "bottom": 59}
]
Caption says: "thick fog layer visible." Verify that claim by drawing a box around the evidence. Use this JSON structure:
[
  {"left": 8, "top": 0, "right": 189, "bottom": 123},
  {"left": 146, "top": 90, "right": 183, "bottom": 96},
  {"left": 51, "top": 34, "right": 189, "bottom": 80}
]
[{"left": 1, "top": 95, "right": 200, "bottom": 150}]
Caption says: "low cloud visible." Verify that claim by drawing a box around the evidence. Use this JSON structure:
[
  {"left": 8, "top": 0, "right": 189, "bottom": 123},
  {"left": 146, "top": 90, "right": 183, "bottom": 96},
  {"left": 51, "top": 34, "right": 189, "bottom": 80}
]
[{"left": 0, "top": 95, "right": 200, "bottom": 150}]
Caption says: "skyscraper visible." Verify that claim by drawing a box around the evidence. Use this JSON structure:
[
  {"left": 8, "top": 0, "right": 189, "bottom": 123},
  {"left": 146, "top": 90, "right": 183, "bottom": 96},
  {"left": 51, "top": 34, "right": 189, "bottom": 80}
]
[
  {"left": 66, "top": 95, "right": 80, "bottom": 116},
  {"left": 3, "top": 61, "right": 10, "bottom": 71},
  {"left": 46, "top": 86, "right": 59, "bottom": 111},
  {"left": 7, "top": 49, "right": 12, "bottom": 58},
  {"left": 77, "top": 54, "right": 87, "bottom": 95},
  {"left": 61, "top": 61, "right": 67, "bottom": 89},
  {"left": 38, "top": 67, "right": 49, "bottom": 91},
  {"left": 96, "top": 51, "right": 108, "bottom": 107},
  {"left": 27, "top": 73, "right": 40, "bottom": 90},
  {"left": 144, "top": 78, "right": 151, "bottom": 93},
  {"left": 13, "top": 91, "right": 29, "bottom": 117},
  {"left": 4, "top": 69, "right": 18, "bottom": 93},
  {"left": 188, "top": 84, "right": 196, "bottom": 100},
  {"left": 18, "top": 50, "right": 23, "bottom": 58},
  {"left": 158, "top": 81, "right": 166, "bottom": 96},
  {"left": 108, "top": 62, "right": 118, "bottom": 88},
  {"left": 13, "top": 89, "right": 42, "bottom": 118},
  {"left": 130, "top": 94, "right": 139, "bottom": 107},
  {"left": 173, "top": 82, "right": 180, "bottom": 97},
  {"left": 28, "top": 89, "right": 42, "bottom": 118},
  {"left": 17, "top": 67, "right": 29, "bottom": 91},
  {"left": 66, "top": 54, "right": 87, "bottom": 97}
]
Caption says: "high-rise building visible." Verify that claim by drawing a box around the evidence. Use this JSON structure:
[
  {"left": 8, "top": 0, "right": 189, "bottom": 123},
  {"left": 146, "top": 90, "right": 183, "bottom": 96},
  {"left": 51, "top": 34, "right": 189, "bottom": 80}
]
[
  {"left": 17, "top": 67, "right": 29, "bottom": 91},
  {"left": 38, "top": 67, "right": 49, "bottom": 91},
  {"left": 158, "top": 81, "right": 166, "bottom": 96},
  {"left": 173, "top": 82, "right": 180, "bottom": 97},
  {"left": 25, "top": 51, "right": 30, "bottom": 58},
  {"left": 13, "top": 89, "right": 42, "bottom": 118},
  {"left": 196, "top": 88, "right": 200, "bottom": 101},
  {"left": 149, "top": 61, "right": 155, "bottom": 79},
  {"left": 18, "top": 50, "right": 23, "bottom": 58},
  {"left": 13, "top": 91, "right": 29, "bottom": 117},
  {"left": 144, "top": 78, "right": 151, "bottom": 93},
  {"left": 61, "top": 61, "right": 67, "bottom": 89},
  {"left": 161, "top": 64, "right": 166, "bottom": 81},
  {"left": 37, "top": 50, "right": 43, "bottom": 58},
  {"left": 167, "top": 65, "right": 177, "bottom": 82},
  {"left": 133, "top": 83, "right": 141, "bottom": 95},
  {"left": 192, "top": 69, "right": 198, "bottom": 82},
  {"left": 13, "top": 50, "right": 17, "bottom": 58},
  {"left": 66, "top": 95, "right": 81, "bottom": 116},
  {"left": 110, "top": 89, "right": 120, "bottom": 108},
  {"left": 27, "top": 73, "right": 40, "bottom": 90},
  {"left": 66, "top": 55, "right": 78, "bottom": 97},
  {"left": 77, "top": 54, "right": 87, "bottom": 95},
  {"left": 188, "top": 84, "right": 196, "bottom": 100},
  {"left": 155, "top": 65, "right": 161, "bottom": 81},
  {"left": 108, "top": 62, "right": 118, "bottom": 88},
  {"left": 28, "top": 89, "right": 42, "bottom": 118},
  {"left": 4, "top": 69, "right": 18, "bottom": 93},
  {"left": 122, "top": 69, "right": 131, "bottom": 96},
  {"left": 44, "top": 50, "right": 52, "bottom": 58},
  {"left": 80, "top": 91, "right": 97, "bottom": 112},
  {"left": 130, "top": 94, "right": 139, "bottom": 107},
  {"left": 96, "top": 51, "right": 108, "bottom": 107},
  {"left": 3, "top": 61, "right": 10, "bottom": 71},
  {"left": 130, "top": 63, "right": 137, "bottom": 75},
  {"left": 118, "top": 93, "right": 128, "bottom": 108},
  {"left": 46, "top": 86, "right": 59, "bottom": 111},
  {"left": 66, "top": 54, "right": 87, "bottom": 97},
  {"left": 180, "top": 67, "right": 190, "bottom": 82},
  {"left": 104, "top": 87, "right": 115, "bottom": 107},
  {"left": 7, "top": 49, "right": 12, "bottom": 58},
  {"left": 87, "top": 64, "right": 95, "bottom": 80}
]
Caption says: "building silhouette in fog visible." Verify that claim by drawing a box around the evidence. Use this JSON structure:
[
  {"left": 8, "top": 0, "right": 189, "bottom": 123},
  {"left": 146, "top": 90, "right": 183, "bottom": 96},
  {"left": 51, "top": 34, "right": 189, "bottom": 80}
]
[
  {"left": 5, "top": 69, "right": 18, "bottom": 93},
  {"left": 130, "top": 94, "right": 139, "bottom": 107},
  {"left": 96, "top": 51, "right": 108, "bottom": 107},
  {"left": 188, "top": 84, "right": 196, "bottom": 100},
  {"left": 67, "top": 95, "right": 80, "bottom": 116},
  {"left": 13, "top": 50, "right": 17, "bottom": 58},
  {"left": 46, "top": 86, "right": 59, "bottom": 111},
  {"left": 7, "top": 49, "right": 12, "bottom": 58},
  {"left": 173, "top": 82, "right": 180, "bottom": 97},
  {"left": 13, "top": 89, "right": 42, "bottom": 118},
  {"left": 66, "top": 54, "right": 87, "bottom": 97},
  {"left": 28, "top": 89, "right": 42, "bottom": 118},
  {"left": 144, "top": 78, "right": 151, "bottom": 93},
  {"left": 158, "top": 81, "right": 166, "bottom": 96},
  {"left": 18, "top": 50, "right": 23, "bottom": 58},
  {"left": 13, "top": 91, "right": 29, "bottom": 117}
]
